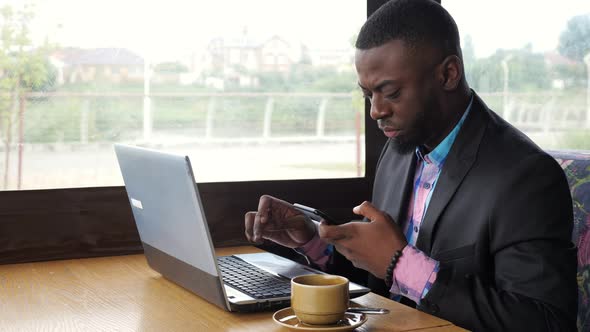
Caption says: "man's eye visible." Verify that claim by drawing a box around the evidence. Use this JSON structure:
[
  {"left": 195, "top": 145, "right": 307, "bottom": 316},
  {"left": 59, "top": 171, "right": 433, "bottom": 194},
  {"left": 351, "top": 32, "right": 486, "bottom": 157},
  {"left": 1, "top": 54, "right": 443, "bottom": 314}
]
[{"left": 386, "top": 90, "right": 400, "bottom": 100}]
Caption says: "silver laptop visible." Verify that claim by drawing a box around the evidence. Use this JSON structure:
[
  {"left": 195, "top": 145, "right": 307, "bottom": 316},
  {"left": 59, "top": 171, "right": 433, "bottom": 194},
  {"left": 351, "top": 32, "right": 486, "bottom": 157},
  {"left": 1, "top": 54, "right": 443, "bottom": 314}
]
[{"left": 114, "top": 144, "right": 370, "bottom": 312}]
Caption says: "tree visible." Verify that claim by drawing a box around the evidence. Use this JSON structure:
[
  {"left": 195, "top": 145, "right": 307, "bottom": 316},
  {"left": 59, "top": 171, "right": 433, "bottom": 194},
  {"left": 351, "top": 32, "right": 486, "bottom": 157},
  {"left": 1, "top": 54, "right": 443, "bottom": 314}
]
[
  {"left": 558, "top": 14, "right": 590, "bottom": 62},
  {"left": 468, "top": 45, "right": 550, "bottom": 93},
  {"left": 0, "top": 4, "right": 54, "bottom": 189},
  {"left": 506, "top": 44, "right": 551, "bottom": 92}
]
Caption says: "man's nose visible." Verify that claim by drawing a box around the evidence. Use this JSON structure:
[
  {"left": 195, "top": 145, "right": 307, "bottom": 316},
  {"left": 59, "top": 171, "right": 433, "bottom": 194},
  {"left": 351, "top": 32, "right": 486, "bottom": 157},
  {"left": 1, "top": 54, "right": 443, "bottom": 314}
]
[{"left": 369, "top": 96, "right": 391, "bottom": 120}]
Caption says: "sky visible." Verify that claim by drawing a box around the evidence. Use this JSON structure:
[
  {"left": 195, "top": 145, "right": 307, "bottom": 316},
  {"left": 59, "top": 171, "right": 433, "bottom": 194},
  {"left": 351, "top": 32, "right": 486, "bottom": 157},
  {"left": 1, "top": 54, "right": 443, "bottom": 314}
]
[
  {"left": 26, "top": 0, "right": 366, "bottom": 63},
  {"left": 443, "top": 0, "right": 589, "bottom": 57},
  {"left": 5, "top": 0, "right": 590, "bottom": 62}
]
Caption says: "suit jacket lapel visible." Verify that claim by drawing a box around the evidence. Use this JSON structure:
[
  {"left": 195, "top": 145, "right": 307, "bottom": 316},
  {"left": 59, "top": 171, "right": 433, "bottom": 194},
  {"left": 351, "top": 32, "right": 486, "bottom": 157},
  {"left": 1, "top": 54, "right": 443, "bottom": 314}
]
[
  {"left": 372, "top": 139, "right": 417, "bottom": 226},
  {"left": 415, "top": 94, "right": 488, "bottom": 254},
  {"left": 391, "top": 151, "right": 417, "bottom": 226}
]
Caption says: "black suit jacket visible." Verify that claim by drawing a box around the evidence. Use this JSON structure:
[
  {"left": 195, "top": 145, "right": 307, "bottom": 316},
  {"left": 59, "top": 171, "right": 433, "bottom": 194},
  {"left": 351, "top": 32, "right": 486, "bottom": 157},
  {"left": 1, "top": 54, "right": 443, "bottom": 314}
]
[{"left": 369, "top": 93, "right": 577, "bottom": 331}]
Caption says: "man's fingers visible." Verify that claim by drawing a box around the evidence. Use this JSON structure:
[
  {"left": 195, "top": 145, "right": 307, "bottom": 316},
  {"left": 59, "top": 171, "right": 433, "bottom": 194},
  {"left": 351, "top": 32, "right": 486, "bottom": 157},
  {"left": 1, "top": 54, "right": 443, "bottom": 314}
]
[
  {"left": 250, "top": 195, "right": 301, "bottom": 244},
  {"left": 244, "top": 211, "right": 256, "bottom": 242},
  {"left": 257, "top": 195, "right": 275, "bottom": 225},
  {"left": 352, "top": 201, "right": 388, "bottom": 223},
  {"left": 319, "top": 222, "right": 352, "bottom": 243},
  {"left": 253, "top": 209, "right": 269, "bottom": 242},
  {"left": 257, "top": 194, "right": 290, "bottom": 222},
  {"left": 251, "top": 195, "right": 280, "bottom": 242}
]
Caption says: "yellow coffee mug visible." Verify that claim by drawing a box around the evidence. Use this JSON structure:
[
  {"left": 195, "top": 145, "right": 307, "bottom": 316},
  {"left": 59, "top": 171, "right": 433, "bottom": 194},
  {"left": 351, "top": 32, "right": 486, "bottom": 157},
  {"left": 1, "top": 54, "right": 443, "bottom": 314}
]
[{"left": 291, "top": 274, "right": 349, "bottom": 325}]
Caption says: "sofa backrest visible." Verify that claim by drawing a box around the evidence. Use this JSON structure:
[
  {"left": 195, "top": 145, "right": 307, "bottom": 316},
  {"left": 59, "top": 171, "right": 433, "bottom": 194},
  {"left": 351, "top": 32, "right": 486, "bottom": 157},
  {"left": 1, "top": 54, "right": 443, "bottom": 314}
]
[{"left": 550, "top": 150, "right": 590, "bottom": 332}]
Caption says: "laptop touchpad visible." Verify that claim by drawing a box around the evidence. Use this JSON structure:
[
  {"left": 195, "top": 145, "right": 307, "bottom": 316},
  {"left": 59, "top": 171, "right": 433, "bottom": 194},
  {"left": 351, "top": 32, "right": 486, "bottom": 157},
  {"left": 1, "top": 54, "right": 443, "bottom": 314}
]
[{"left": 234, "top": 253, "right": 318, "bottom": 279}]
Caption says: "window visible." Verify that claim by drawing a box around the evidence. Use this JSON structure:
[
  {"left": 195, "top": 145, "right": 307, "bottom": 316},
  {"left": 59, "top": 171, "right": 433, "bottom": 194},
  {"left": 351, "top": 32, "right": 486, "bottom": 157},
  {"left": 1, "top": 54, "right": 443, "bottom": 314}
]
[
  {"left": 0, "top": 1, "right": 382, "bottom": 265},
  {"left": 0, "top": 0, "right": 366, "bottom": 190},
  {"left": 444, "top": 0, "right": 590, "bottom": 151}
]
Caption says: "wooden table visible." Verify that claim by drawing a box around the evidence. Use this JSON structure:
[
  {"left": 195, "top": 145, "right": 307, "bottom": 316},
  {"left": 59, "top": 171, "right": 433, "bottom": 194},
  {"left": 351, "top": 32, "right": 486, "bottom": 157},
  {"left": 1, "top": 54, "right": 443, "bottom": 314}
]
[{"left": 0, "top": 246, "right": 467, "bottom": 331}]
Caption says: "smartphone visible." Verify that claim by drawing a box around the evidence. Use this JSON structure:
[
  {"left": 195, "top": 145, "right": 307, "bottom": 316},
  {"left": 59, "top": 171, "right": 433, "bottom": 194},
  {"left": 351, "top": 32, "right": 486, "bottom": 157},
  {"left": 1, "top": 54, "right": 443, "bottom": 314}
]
[{"left": 293, "top": 203, "right": 337, "bottom": 225}]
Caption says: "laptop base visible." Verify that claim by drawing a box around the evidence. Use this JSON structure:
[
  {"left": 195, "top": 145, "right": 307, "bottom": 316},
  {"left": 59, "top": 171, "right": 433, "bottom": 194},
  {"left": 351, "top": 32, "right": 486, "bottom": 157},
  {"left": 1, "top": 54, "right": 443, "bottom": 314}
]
[{"left": 143, "top": 242, "right": 229, "bottom": 310}]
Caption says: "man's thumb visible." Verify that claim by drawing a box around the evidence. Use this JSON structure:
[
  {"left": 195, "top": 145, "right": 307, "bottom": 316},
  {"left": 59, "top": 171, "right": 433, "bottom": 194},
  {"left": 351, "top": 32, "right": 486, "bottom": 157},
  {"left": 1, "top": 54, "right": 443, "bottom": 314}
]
[{"left": 353, "top": 201, "right": 385, "bottom": 223}]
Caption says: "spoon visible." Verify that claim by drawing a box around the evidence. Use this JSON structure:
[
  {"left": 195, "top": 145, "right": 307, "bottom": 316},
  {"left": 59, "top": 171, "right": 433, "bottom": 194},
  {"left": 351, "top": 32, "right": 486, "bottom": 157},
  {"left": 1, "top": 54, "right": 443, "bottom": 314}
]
[{"left": 346, "top": 307, "right": 390, "bottom": 315}]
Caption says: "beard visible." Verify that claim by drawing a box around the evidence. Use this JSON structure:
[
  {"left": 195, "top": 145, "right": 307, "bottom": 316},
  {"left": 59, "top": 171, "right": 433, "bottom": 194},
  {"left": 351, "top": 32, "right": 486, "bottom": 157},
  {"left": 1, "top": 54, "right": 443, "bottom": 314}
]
[
  {"left": 388, "top": 106, "right": 430, "bottom": 154},
  {"left": 387, "top": 92, "right": 439, "bottom": 154},
  {"left": 391, "top": 136, "right": 419, "bottom": 154}
]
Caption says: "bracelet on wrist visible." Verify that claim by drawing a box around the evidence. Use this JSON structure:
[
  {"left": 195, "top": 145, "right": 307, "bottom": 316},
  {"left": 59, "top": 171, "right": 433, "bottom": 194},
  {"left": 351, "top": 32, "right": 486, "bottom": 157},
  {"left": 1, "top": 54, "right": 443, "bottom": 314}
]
[{"left": 384, "top": 249, "right": 403, "bottom": 288}]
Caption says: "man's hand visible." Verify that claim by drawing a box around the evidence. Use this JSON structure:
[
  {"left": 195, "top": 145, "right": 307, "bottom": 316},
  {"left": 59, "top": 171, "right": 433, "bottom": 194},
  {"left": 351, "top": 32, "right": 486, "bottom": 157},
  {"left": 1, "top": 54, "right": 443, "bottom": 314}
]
[
  {"left": 244, "top": 195, "right": 317, "bottom": 248},
  {"left": 318, "top": 201, "right": 407, "bottom": 279}
]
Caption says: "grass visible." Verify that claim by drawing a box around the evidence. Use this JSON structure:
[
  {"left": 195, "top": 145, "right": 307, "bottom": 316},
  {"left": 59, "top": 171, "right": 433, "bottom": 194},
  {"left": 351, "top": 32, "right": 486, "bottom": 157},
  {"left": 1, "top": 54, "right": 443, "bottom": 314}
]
[{"left": 557, "top": 130, "right": 590, "bottom": 151}]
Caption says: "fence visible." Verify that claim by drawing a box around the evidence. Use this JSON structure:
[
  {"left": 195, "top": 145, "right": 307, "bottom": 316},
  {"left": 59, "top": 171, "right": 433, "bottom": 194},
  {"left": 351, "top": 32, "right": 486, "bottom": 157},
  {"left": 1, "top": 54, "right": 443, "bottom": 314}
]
[
  {"left": 479, "top": 91, "right": 589, "bottom": 133},
  {"left": 11, "top": 92, "right": 359, "bottom": 145},
  {"left": 0, "top": 91, "right": 584, "bottom": 146}
]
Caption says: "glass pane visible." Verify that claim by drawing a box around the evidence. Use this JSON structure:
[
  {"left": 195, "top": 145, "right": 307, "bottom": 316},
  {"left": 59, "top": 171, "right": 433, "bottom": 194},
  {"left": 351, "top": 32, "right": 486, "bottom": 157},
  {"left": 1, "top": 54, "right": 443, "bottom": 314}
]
[
  {"left": 0, "top": 1, "right": 365, "bottom": 190},
  {"left": 444, "top": 0, "right": 590, "bottom": 151}
]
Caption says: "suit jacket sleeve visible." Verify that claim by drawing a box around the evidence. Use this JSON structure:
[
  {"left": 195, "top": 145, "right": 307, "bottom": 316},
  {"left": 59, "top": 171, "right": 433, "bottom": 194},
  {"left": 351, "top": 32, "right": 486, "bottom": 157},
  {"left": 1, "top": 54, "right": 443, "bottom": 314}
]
[{"left": 419, "top": 153, "right": 577, "bottom": 331}]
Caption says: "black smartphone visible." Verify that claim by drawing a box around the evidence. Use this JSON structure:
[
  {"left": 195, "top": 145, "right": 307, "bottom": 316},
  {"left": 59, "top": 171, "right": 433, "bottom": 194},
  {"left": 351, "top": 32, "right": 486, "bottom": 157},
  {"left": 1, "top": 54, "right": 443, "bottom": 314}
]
[{"left": 293, "top": 203, "right": 337, "bottom": 225}]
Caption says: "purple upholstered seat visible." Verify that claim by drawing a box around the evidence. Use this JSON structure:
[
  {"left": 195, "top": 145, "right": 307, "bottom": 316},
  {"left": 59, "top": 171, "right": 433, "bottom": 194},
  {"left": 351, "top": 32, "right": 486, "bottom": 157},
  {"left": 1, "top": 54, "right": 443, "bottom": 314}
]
[{"left": 550, "top": 150, "right": 590, "bottom": 331}]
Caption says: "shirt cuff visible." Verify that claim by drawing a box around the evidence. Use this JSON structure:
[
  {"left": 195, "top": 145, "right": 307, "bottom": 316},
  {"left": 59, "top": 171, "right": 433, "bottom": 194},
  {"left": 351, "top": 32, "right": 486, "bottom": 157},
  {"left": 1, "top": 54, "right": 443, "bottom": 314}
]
[
  {"left": 389, "top": 245, "right": 439, "bottom": 303},
  {"left": 296, "top": 230, "right": 332, "bottom": 270}
]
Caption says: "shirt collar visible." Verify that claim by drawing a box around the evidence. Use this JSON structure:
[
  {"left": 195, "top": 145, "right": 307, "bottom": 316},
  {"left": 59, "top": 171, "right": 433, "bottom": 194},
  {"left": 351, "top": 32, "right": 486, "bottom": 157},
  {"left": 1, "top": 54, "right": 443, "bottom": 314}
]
[{"left": 416, "top": 94, "right": 474, "bottom": 167}]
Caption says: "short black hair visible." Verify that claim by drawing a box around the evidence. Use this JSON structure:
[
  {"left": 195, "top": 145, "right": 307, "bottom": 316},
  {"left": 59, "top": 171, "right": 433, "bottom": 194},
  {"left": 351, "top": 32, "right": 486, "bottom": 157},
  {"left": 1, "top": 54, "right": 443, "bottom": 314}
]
[{"left": 356, "top": 0, "right": 461, "bottom": 58}]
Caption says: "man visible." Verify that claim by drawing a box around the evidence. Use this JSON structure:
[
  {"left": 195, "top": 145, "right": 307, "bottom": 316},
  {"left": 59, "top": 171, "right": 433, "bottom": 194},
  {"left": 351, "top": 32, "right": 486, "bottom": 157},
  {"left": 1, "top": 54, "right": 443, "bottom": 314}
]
[{"left": 244, "top": 0, "right": 577, "bottom": 330}]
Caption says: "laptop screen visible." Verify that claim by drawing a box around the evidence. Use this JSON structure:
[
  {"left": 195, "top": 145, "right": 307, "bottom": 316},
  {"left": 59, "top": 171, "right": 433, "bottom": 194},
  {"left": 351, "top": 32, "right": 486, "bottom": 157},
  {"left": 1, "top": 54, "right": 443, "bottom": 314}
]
[{"left": 114, "top": 144, "right": 219, "bottom": 276}]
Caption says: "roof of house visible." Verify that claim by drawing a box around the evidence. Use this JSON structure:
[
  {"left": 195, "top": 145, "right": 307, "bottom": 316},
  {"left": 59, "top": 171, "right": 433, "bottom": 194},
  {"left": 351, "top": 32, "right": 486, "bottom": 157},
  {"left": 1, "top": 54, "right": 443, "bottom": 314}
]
[
  {"left": 544, "top": 51, "right": 579, "bottom": 66},
  {"left": 208, "top": 33, "right": 290, "bottom": 50},
  {"left": 52, "top": 48, "right": 144, "bottom": 66}
]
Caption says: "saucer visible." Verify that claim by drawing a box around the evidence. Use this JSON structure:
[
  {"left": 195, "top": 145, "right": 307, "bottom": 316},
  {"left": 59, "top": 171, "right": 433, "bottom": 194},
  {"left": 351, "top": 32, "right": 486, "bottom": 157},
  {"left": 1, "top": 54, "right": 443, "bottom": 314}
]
[{"left": 272, "top": 307, "right": 367, "bottom": 331}]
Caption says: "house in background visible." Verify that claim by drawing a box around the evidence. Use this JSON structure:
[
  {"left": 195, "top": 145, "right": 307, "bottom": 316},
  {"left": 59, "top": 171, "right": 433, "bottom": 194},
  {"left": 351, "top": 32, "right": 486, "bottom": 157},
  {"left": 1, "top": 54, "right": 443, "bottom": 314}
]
[
  {"left": 543, "top": 50, "right": 582, "bottom": 89},
  {"left": 176, "top": 29, "right": 356, "bottom": 89},
  {"left": 199, "top": 31, "right": 300, "bottom": 88},
  {"left": 258, "top": 35, "right": 297, "bottom": 73},
  {"left": 50, "top": 48, "right": 144, "bottom": 85}
]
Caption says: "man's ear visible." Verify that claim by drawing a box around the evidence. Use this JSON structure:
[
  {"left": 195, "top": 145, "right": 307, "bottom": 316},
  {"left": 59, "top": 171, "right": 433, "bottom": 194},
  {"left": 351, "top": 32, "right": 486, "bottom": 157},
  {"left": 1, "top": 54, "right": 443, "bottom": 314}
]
[{"left": 439, "top": 55, "right": 463, "bottom": 91}]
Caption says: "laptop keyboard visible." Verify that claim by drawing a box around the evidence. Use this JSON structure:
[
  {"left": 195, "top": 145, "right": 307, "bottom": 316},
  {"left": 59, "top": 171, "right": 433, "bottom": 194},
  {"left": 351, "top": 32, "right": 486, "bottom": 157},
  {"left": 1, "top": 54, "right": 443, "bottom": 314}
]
[{"left": 217, "top": 256, "right": 291, "bottom": 299}]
